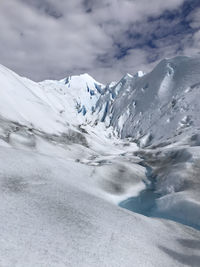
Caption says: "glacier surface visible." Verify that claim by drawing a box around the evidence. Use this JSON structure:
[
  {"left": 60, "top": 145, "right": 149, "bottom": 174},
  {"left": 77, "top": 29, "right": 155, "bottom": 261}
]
[{"left": 0, "top": 56, "right": 200, "bottom": 266}]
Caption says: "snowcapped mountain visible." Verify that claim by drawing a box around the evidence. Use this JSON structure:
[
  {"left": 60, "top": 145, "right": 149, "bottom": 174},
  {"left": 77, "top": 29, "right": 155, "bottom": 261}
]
[
  {"left": 0, "top": 64, "right": 103, "bottom": 134},
  {"left": 0, "top": 57, "right": 200, "bottom": 267},
  {"left": 96, "top": 56, "right": 200, "bottom": 147},
  {"left": 2, "top": 55, "right": 200, "bottom": 146}
]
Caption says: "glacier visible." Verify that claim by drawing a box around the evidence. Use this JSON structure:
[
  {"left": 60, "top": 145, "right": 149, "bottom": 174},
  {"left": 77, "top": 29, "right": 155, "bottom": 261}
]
[{"left": 0, "top": 56, "right": 200, "bottom": 266}]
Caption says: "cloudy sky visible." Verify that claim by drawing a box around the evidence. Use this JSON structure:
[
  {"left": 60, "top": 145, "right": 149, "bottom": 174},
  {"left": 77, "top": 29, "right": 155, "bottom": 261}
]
[{"left": 0, "top": 0, "right": 200, "bottom": 83}]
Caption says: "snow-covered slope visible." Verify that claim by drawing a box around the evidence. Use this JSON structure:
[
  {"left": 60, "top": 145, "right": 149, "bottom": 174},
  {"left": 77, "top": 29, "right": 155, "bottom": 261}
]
[
  {"left": 96, "top": 56, "right": 200, "bottom": 147},
  {"left": 0, "top": 58, "right": 200, "bottom": 266},
  {"left": 0, "top": 64, "right": 103, "bottom": 134},
  {"left": 2, "top": 55, "right": 200, "bottom": 147}
]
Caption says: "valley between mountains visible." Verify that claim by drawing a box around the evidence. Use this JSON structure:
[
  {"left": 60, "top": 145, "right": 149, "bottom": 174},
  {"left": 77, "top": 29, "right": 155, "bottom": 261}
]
[{"left": 0, "top": 56, "right": 200, "bottom": 266}]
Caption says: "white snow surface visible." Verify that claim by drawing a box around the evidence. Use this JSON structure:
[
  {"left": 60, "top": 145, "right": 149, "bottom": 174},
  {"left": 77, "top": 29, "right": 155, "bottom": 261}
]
[
  {"left": 96, "top": 55, "right": 200, "bottom": 145},
  {"left": 0, "top": 65, "right": 103, "bottom": 134},
  {"left": 0, "top": 58, "right": 200, "bottom": 266}
]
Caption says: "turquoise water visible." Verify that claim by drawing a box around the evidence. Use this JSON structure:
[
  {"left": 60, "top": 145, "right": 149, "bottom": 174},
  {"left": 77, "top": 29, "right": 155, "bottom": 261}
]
[
  {"left": 119, "top": 188, "right": 160, "bottom": 216},
  {"left": 119, "top": 162, "right": 200, "bottom": 231},
  {"left": 119, "top": 188, "right": 200, "bottom": 231}
]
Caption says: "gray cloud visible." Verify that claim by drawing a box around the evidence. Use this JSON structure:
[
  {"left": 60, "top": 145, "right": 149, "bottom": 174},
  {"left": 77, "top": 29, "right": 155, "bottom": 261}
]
[{"left": 0, "top": 0, "right": 199, "bottom": 83}]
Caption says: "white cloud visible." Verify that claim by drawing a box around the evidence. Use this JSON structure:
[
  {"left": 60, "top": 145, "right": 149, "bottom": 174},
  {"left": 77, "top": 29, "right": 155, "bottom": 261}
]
[
  {"left": 0, "top": 0, "right": 199, "bottom": 83},
  {"left": 182, "top": 30, "right": 200, "bottom": 55},
  {"left": 187, "top": 7, "right": 200, "bottom": 29}
]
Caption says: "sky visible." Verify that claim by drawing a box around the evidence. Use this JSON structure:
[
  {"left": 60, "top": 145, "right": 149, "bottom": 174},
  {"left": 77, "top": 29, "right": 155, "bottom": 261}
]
[{"left": 0, "top": 0, "right": 200, "bottom": 83}]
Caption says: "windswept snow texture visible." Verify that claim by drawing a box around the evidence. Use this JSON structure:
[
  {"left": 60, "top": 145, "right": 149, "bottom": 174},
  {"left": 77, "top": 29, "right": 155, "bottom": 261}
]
[{"left": 0, "top": 57, "right": 200, "bottom": 266}]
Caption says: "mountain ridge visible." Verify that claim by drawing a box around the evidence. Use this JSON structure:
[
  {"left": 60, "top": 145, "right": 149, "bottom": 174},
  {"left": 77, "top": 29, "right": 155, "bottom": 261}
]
[{"left": 1, "top": 55, "right": 200, "bottom": 148}]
